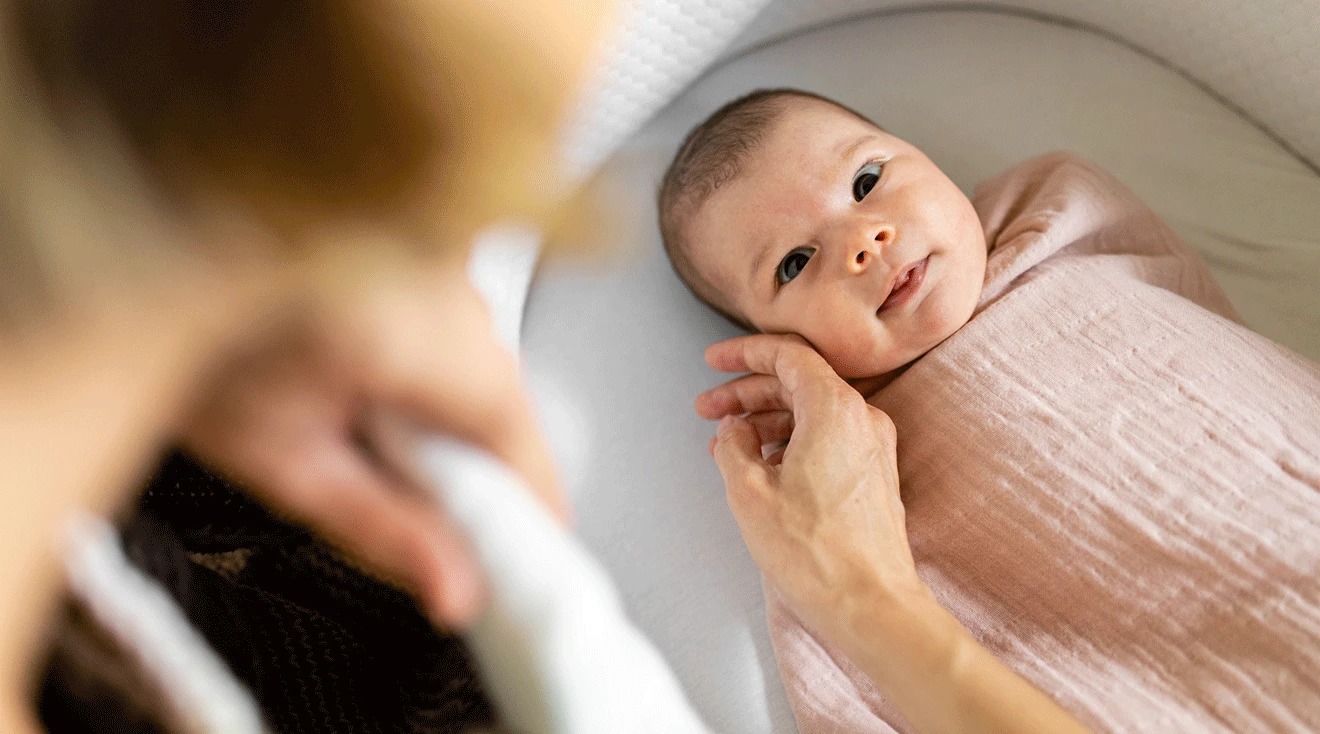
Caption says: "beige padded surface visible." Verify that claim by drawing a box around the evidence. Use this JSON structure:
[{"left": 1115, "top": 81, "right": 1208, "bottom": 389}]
[
  {"left": 737, "top": 0, "right": 1320, "bottom": 171},
  {"left": 571, "top": 0, "right": 1320, "bottom": 184}
]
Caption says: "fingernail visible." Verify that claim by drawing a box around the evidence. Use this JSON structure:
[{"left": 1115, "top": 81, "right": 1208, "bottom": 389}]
[
  {"left": 716, "top": 415, "right": 735, "bottom": 438},
  {"left": 436, "top": 568, "right": 484, "bottom": 630},
  {"left": 427, "top": 543, "right": 485, "bottom": 630}
]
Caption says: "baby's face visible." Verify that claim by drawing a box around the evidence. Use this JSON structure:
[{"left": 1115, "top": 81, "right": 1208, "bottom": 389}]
[{"left": 686, "top": 98, "right": 987, "bottom": 379}]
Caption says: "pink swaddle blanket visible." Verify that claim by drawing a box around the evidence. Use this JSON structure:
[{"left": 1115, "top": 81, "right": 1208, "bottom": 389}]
[{"left": 766, "top": 153, "right": 1320, "bottom": 733}]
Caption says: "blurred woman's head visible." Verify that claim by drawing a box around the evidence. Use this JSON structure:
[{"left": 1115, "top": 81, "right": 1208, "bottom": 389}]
[{"left": 0, "top": 0, "right": 611, "bottom": 332}]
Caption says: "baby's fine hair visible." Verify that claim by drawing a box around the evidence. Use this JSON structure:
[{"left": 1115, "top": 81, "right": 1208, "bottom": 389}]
[{"left": 657, "top": 88, "right": 878, "bottom": 330}]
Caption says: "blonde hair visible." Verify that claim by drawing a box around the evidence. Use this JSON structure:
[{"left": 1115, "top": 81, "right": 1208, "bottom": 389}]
[{"left": 0, "top": 0, "right": 610, "bottom": 331}]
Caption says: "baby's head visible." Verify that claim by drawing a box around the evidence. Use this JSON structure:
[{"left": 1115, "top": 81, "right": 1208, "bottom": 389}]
[{"left": 659, "top": 89, "right": 987, "bottom": 379}]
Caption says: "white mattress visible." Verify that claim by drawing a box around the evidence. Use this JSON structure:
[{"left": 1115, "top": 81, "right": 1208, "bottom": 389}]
[{"left": 522, "top": 10, "right": 1320, "bottom": 734}]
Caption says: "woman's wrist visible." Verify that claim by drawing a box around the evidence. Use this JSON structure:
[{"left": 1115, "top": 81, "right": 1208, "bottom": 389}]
[
  {"left": 830, "top": 576, "right": 984, "bottom": 729},
  {"left": 834, "top": 578, "right": 1088, "bottom": 734},
  {"left": 834, "top": 579, "right": 965, "bottom": 690}
]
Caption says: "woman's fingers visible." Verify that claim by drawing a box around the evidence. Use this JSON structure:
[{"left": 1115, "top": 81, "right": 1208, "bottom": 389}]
[
  {"left": 185, "top": 366, "right": 488, "bottom": 628},
  {"left": 704, "top": 333, "right": 812, "bottom": 373},
  {"left": 349, "top": 266, "right": 570, "bottom": 525},
  {"left": 744, "top": 410, "right": 794, "bottom": 446},
  {"left": 254, "top": 432, "right": 486, "bottom": 627},
  {"left": 704, "top": 333, "right": 863, "bottom": 434},
  {"left": 711, "top": 415, "right": 776, "bottom": 510},
  {"left": 696, "top": 373, "right": 792, "bottom": 419},
  {"left": 181, "top": 308, "right": 501, "bottom": 629},
  {"left": 704, "top": 334, "right": 835, "bottom": 393},
  {"left": 705, "top": 333, "right": 849, "bottom": 405}
]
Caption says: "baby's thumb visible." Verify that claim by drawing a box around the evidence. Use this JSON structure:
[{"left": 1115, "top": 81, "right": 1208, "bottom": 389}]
[{"left": 712, "top": 415, "right": 772, "bottom": 498}]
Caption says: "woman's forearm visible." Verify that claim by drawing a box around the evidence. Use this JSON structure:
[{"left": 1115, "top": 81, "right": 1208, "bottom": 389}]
[{"left": 837, "top": 587, "right": 1089, "bottom": 734}]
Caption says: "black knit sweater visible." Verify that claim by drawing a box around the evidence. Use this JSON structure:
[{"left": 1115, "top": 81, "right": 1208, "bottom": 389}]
[{"left": 38, "top": 450, "right": 495, "bottom": 733}]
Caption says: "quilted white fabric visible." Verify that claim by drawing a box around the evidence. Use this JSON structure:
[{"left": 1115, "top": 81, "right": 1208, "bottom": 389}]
[
  {"left": 735, "top": 0, "right": 1320, "bottom": 169},
  {"left": 558, "top": 0, "right": 775, "bottom": 181},
  {"left": 569, "top": 0, "right": 1320, "bottom": 176}
]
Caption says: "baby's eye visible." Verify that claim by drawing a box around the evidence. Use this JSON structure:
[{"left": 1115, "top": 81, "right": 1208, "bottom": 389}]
[
  {"left": 852, "top": 161, "right": 884, "bottom": 201},
  {"left": 776, "top": 247, "right": 815, "bottom": 285}
]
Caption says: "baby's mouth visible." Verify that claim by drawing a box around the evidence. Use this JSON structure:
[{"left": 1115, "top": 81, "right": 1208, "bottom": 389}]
[{"left": 878, "top": 256, "right": 930, "bottom": 313}]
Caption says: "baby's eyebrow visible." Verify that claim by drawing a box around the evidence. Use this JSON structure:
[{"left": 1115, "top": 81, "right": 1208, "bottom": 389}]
[
  {"left": 748, "top": 239, "right": 772, "bottom": 293},
  {"left": 837, "top": 134, "right": 877, "bottom": 163}
]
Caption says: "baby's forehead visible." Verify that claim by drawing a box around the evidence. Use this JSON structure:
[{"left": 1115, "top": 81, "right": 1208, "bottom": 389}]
[
  {"left": 705, "top": 103, "right": 881, "bottom": 218},
  {"left": 756, "top": 100, "right": 884, "bottom": 170}
]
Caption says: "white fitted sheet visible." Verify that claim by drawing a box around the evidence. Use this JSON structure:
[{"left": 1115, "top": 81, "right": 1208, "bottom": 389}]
[{"left": 522, "top": 10, "right": 1320, "bottom": 734}]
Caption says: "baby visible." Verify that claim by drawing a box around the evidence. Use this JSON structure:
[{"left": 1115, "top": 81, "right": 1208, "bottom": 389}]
[
  {"left": 659, "top": 89, "right": 1320, "bottom": 734},
  {"left": 659, "top": 88, "right": 989, "bottom": 381}
]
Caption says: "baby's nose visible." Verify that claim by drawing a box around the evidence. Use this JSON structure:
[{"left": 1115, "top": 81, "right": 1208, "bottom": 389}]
[{"left": 847, "top": 225, "right": 895, "bottom": 275}]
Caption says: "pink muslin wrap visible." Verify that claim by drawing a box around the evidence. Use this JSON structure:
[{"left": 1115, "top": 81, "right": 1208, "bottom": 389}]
[{"left": 766, "top": 153, "right": 1320, "bottom": 733}]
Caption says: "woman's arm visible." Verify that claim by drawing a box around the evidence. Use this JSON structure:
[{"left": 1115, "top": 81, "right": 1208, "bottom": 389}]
[
  {"left": 698, "top": 334, "right": 1086, "bottom": 734},
  {"left": 834, "top": 572, "right": 1087, "bottom": 734}
]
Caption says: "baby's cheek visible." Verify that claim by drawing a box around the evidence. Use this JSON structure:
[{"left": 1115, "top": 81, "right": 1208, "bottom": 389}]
[
  {"left": 790, "top": 293, "right": 896, "bottom": 378},
  {"left": 946, "top": 244, "right": 986, "bottom": 323},
  {"left": 810, "top": 319, "right": 890, "bottom": 379}
]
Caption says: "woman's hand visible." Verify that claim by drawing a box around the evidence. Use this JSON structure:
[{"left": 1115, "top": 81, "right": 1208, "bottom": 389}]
[
  {"left": 697, "top": 333, "right": 1088, "bottom": 734},
  {"left": 695, "top": 334, "right": 929, "bottom": 640},
  {"left": 183, "top": 263, "right": 565, "bottom": 628}
]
